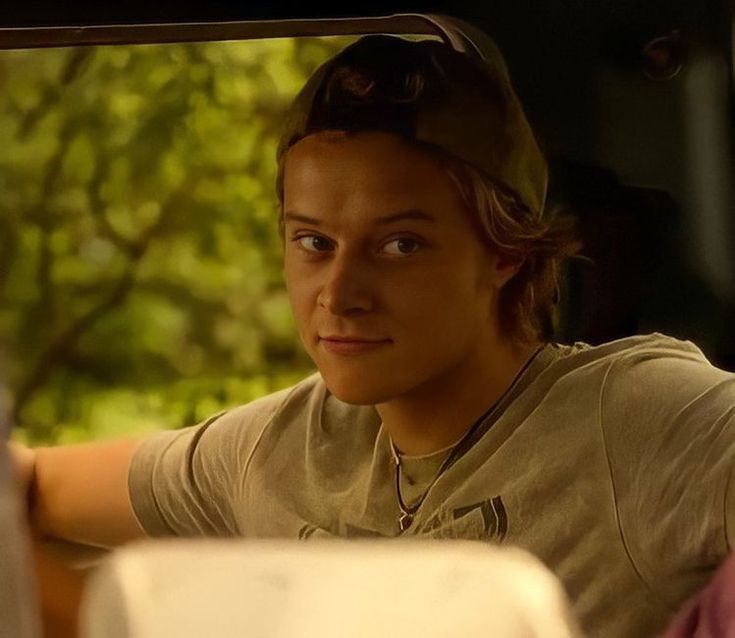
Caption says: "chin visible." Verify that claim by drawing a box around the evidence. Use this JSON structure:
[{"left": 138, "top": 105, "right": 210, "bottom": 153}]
[{"left": 319, "top": 368, "right": 400, "bottom": 405}]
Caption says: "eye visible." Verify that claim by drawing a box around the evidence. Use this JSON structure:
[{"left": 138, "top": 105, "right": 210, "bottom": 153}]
[
  {"left": 381, "top": 238, "right": 423, "bottom": 256},
  {"left": 294, "top": 234, "right": 334, "bottom": 253}
]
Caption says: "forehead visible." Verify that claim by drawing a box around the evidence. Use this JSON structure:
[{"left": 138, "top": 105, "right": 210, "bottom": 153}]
[{"left": 282, "top": 131, "right": 466, "bottom": 219}]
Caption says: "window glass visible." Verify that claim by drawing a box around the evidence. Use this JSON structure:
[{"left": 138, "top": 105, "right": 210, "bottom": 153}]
[{"left": 0, "top": 37, "right": 354, "bottom": 444}]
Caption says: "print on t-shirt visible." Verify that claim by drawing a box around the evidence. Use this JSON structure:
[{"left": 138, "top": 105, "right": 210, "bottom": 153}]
[
  {"left": 296, "top": 495, "right": 508, "bottom": 541},
  {"left": 423, "top": 495, "right": 508, "bottom": 541}
]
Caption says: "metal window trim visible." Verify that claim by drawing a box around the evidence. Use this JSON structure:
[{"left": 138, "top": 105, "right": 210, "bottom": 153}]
[{"left": 0, "top": 14, "right": 450, "bottom": 50}]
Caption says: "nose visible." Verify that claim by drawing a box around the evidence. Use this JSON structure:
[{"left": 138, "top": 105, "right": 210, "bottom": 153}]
[{"left": 317, "top": 252, "right": 374, "bottom": 316}]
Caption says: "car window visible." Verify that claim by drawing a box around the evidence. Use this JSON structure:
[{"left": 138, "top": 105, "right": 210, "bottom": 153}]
[{"left": 0, "top": 37, "right": 355, "bottom": 445}]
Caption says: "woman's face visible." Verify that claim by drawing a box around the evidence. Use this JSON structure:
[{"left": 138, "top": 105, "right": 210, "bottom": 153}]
[{"left": 282, "top": 131, "right": 512, "bottom": 405}]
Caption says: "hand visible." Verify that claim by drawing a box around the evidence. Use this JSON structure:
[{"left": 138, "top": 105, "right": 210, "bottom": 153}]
[
  {"left": 8, "top": 441, "right": 37, "bottom": 508},
  {"left": 6, "top": 441, "right": 86, "bottom": 637}
]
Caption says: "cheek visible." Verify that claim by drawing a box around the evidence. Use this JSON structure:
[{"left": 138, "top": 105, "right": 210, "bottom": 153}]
[
  {"left": 397, "top": 262, "right": 486, "bottom": 309},
  {"left": 284, "top": 264, "right": 317, "bottom": 328},
  {"left": 394, "top": 267, "right": 493, "bottom": 336}
]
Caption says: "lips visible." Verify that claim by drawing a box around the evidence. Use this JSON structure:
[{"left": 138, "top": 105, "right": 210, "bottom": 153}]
[
  {"left": 320, "top": 335, "right": 387, "bottom": 342},
  {"left": 319, "top": 335, "right": 391, "bottom": 355}
]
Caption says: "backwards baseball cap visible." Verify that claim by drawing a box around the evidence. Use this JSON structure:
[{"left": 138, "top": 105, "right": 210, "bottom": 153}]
[{"left": 277, "top": 35, "right": 548, "bottom": 218}]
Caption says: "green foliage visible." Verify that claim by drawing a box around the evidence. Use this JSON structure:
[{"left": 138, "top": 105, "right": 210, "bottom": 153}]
[{"left": 0, "top": 37, "right": 351, "bottom": 444}]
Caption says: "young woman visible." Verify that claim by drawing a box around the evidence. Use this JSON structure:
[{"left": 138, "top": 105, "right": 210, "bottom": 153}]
[{"left": 13, "top": 36, "right": 735, "bottom": 637}]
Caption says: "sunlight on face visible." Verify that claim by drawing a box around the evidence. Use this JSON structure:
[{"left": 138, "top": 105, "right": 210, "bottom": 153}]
[{"left": 282, "top": 131, "right": 505, "bottom": 405}]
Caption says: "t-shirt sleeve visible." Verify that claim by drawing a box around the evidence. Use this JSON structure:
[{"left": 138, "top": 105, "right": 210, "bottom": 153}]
[
  {"left": 600, "top": 336, "right": 735, "bottom": 605},
  {"left": 128, "top": 387, "right": 294, "bottom": 537}
]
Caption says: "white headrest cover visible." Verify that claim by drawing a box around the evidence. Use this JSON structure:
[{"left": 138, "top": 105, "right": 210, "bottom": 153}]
[{"left": 82, "top": 539, "right": 579, "bottom": 638}]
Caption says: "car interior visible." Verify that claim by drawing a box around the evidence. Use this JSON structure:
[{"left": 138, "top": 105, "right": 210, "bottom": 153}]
[{"left": 1, "top": 0, "right": 733, "bottom": 635}]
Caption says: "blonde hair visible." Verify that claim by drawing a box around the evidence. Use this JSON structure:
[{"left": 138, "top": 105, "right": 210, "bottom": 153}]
[
  {"left": 443, "top": 158, "right": 579, "bottom": 344},
  {"left": 276, "top": 135, "right": 579, "bottom": 345}
]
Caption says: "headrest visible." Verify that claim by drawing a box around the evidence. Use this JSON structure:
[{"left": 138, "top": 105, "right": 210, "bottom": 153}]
[{"left": 81, "top": 539, "right": 579, "bottom": 637}]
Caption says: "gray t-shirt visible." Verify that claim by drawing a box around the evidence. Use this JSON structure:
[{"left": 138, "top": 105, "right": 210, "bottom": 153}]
[{"left": 129, "top": 333, "right": 735, "bottom": 637}]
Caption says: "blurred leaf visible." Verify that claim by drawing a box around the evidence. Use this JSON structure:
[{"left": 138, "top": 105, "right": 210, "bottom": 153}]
[{"left": 1, "top": 37, "right": 346, "bottom": 443}]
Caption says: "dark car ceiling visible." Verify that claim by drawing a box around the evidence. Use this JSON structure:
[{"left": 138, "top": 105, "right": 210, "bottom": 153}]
[
  {"left": 0, "top": 0, "right": 727, "bottom": 29},
  {"left": 2, "top": 0, "right": 734, "bottom": 364}
]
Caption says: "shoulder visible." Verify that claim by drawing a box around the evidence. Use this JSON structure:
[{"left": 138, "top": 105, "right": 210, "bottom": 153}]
[
  {"left": 223, "top": 372, "right": 374, "bottom": 426},
  {"left": 227, "top": 372, "right": 326, "bottom": 420},
  {"left": 133, "top": 373, "right": 329, "bottom": 466},
  {"left": 582, "top": 333, "right": 735, "bottom": 484},
  {"left": 560, "top": 332, "right": 707, "bottom": 367},
  {"left": 201, "top": 372, "right": 330, "bottom": 441},
  {"left": 195, "top": 372, "right": 378, "bottom": 449},
  {"left": 552, "top": 332, "right": 726, "bottom": 394},
  {"left": 542, "top": 332, "right": 735, "bottom": 441},
  {"left": 554, "top": 333, "right": 735, "bottom": 438},
  {"left": 532, "top": 333, "right": 713, "bottom": 401},
  {"left": 586, "top": 337, "right": 735, "bottom": 602},
  {"left": 591, "top": 333, "right": 733, "bottom": 405},
  {"left": 597, "top": 332, "right": 709, "bottom": 366}
]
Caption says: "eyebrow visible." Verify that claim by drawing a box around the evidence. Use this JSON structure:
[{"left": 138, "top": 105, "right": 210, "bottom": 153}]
[{"left": 282, "top": 209, "right": 436, "bottom": 226}]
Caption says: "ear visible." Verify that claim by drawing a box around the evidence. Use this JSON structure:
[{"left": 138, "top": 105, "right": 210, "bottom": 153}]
[{"left": 490, "top": 253, "right": 525, "bottom": 289}]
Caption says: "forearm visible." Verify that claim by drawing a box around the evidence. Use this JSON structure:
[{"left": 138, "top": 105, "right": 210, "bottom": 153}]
[
  {"left": 10, "top": 439, "right": 146, "bottom": 547},
  {"left": 31, "top": 539, "right": 87, "bottom": 638}
]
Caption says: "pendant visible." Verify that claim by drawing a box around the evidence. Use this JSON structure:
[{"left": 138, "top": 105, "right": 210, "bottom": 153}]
[{"left": 399, "top": 512, "right": 413, "bottom": 532}]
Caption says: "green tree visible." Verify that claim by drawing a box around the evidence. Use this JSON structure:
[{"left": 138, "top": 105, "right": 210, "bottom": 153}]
[{"left": 0, "top": 37, "right": 350, "bottom": 444}]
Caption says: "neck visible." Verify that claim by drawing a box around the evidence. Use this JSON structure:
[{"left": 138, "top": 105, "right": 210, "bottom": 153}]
[{"left": 377, "top": 336, "right": 542, "bottom": 456}]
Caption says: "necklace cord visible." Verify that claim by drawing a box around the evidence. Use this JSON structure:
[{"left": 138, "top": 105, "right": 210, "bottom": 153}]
[{"left": 392, "top": 344, "right": 547, "bottom": 529}]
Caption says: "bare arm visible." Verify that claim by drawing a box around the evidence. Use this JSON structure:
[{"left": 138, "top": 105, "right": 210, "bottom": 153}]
[{"left": 11, "top": 439, "right": 146, "bottom": 548}]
